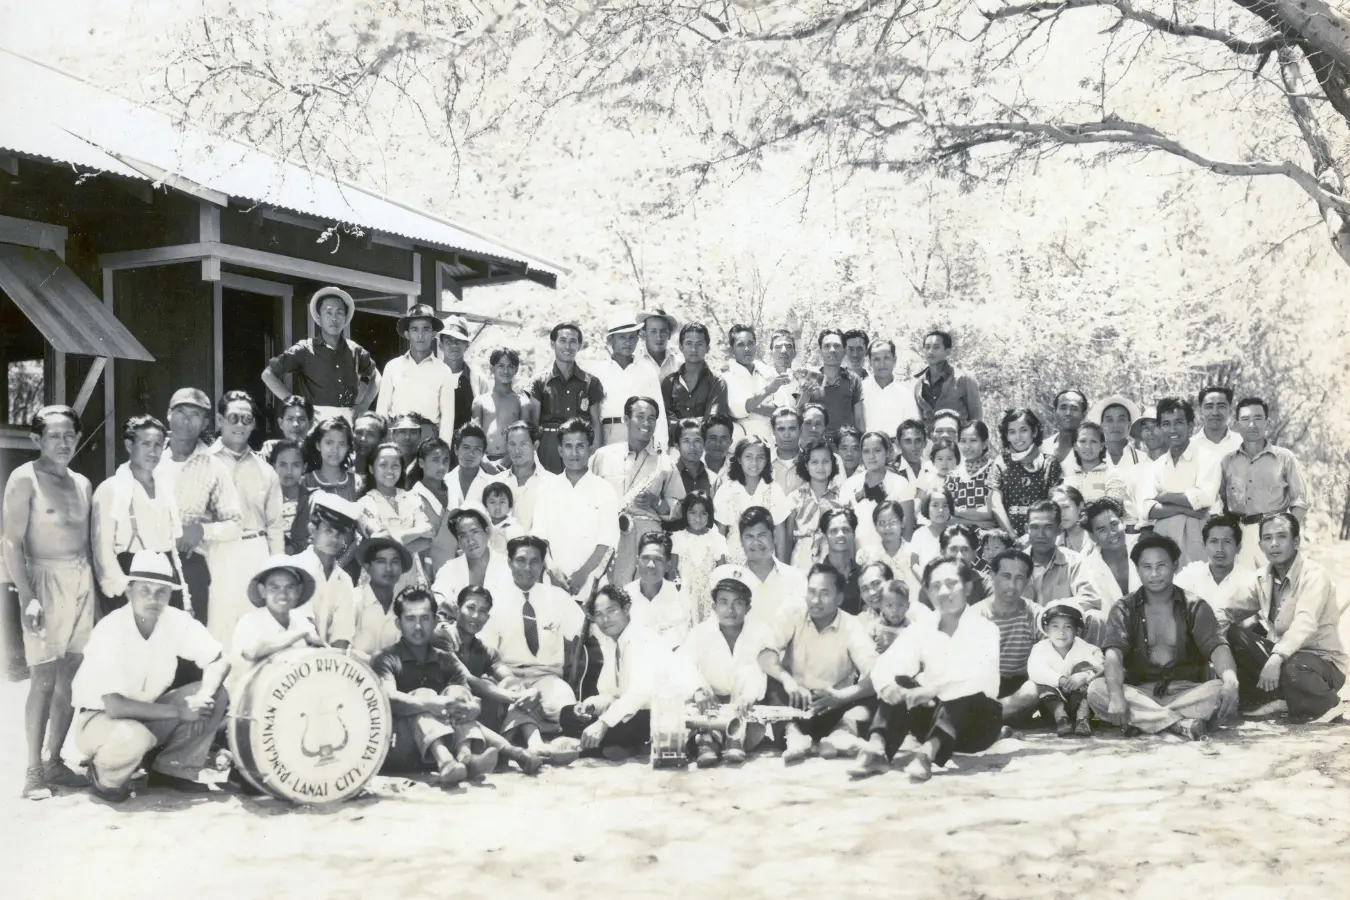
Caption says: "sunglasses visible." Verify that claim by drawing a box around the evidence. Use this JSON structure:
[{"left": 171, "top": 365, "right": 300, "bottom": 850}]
[{"left": 225, "top": 413, "right": 255, "bottom": 426}]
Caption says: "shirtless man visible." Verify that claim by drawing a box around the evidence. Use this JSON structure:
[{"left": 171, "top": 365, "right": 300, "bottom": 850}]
[
  {"left": 3, "top": 406, "right": 95, "bottom": 798},
  {"left": 473, "top": 347, "right": 536, "bottom": 462}
]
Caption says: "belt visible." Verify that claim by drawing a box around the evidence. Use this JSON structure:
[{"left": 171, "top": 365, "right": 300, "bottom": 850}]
[
  {"left": 240, "top": 530, "right": 267, "bottom": 540},
  {"left": 1240, "top": 512, "right": 1282, "bottom": 525},
  {"left": 601, "top": 417, "right": 623, "bottom": 426},
  {"left": 1124, "top": 524, "right": 1150, "bottom": 535}
]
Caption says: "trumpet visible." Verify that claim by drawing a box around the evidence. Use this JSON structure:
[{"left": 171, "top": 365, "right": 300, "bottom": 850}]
[{"left": 619, "top": 462, "right": 670, "bottom": 533}]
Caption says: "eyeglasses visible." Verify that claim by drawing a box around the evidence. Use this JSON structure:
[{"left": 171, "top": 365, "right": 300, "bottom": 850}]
[{"left": 226, "top": 413, "right": 255, "bottom": 426}]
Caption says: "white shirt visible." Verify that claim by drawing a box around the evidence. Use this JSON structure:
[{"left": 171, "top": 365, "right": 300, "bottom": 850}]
[
  {"left": 870, "top": 609, "right": 1000, "bottom": 702},
  {"left": 489, "top": 466, "right": 555, "bottom": 532},
  {"left": 1193, "top": 428, "right": 1243, "bottom": 458},
  {"left": 842, "top": 470, "right": 916, "bottom": 548},
  {"left": 861, "top": 374, "right": 920, "bottom": 443},
  {"left": 480, "top": 580, "right": 584, "bottom": 673},
  {"left": 431, "top": 551, "right": 514, "bottom": 609},
  {"left": 596, "top": 622, "right": 675, "bottom": 727},
  {"left": 591, "top": 356, "right": 665, "bottom": 439},
  {"left": 376, "top": 351, "right": 457, "bottom": 439},
  {"left": 227, "top": 605, "right": 316, "bottom": 699},
  {"left": 724, "top": 359, "right": 778, "bottom": 441},
  {"left": 1075, "top": 544, "right": 1141, "bottom": 609},
  {"left": 72, "top": 606, "right": 221, "bottom": 709},
  {"left": 90, "top": 463, "right": 184, "bottom": 598},
  {"left": 714, "top": 479, "right": 792, "bottom": 564},
  {"left": 676, "top": 617, "right": 771, "bottom": 702},
  {"left": 1025, "top": 636, "right": 1104, "bottom": 688},
  {"left": 623, "top": 579, "right": 695, "bottom": 646},
  {"left": 740, "top": 560, "right": 809, "bottom": 632},
  {"left": 445, "top": 466, "right": 492, "bottom": 510},
  {"left": 1140, "top": 442, "right": 1221, "bottom": 516},
  {"left": 292, "top": 547, "right": 357, "bottom": 646},
  {"left": 1174, "top": 561, "right": 1257, "bottom": 612},
  {"left": 350, "top": 583, "right": 400, "bottom": 658},
  {"left": 533, "top": 471, "right": 621, "bottom": 574}
]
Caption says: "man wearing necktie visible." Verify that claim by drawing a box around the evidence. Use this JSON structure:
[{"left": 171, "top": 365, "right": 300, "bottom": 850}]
[{"left": 478, "top": 536, "right": 585, "bottom": 765}]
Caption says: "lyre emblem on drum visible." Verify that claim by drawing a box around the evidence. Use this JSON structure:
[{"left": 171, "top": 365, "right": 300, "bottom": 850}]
[{"left": 299, "top": 703, "right": 349, "bottom": 767}]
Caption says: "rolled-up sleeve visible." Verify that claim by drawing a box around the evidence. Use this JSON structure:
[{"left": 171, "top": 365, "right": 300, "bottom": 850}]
[
  {"left": 1100, "top": 600, "right": 1132, "bottom": 655},
  {"left": 846, "top": 616, "right": 880, "bottom": 679},
  {"left": 180, "top": 615, "right": 225, "bottom": 669},
  {"left": 1285, "top": 454, "right": 1310, "bottom": 514},
  {"left": 1188, "top": 599, "right": 1227, "bottom": 660},
  {"left": 1184, "top": 450, "right": 1221, "bottom": 511}
]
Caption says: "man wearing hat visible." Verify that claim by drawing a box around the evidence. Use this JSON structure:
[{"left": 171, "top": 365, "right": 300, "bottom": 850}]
[
  {"left": 262, "top": 286, "right": 380, "bottom": 422},
  {"left": 376, "top": 304, "right": 458, "bottom": 442},
  {"left": 1089, "top": 394, "right": 1149, "bottom": 527},
  {"left": 675, "top": 564, "right": 771, "bottom": 765},
  {"left": 528, "top": 322, "right": 605, "bottom": 473},
  {"left": 293, "top": 493, "right": 362, "bottom": 649},
  {"left": 636, "top": 308, "right": 683, "bottom": 383},
  {"left": 156, "top": 387, "right": 244, "bottom": 632},
  {"left": 71, "top": 551, "right": 231, "bottom": 801},
  {"left": 592, "top": 312, "right": 667, "bottom": 449},
  {"left": 438, "top": 315, "right": 489, "bottom": 438},
  {"left": 351, "top": 536, "right": 413, "bottom": 657},
  {"left": 227, "top": 554, "right": 321, "bottom": 700}
]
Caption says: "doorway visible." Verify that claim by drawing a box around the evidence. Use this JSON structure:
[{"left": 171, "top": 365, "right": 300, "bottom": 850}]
[
  {"left": 220, "top": 287, "right": 284, "bottom": 448},
  {"left": 349, "top": 309, "right": 405, "bottom": 373}
]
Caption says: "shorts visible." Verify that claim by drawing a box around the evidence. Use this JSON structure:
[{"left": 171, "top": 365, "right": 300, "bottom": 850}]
[{"left": 22, "top": 557, "right": 95, "bottom": 666}]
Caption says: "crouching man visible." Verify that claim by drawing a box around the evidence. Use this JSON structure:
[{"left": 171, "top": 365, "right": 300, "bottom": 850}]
[
  {"left": 71, "top": 551, "right": 231, "bottom": 802},
  {"left": 371, "top": 588, "right": 497, "bottom": 786},
  {"left": 1088, "top": 534, "right": 1240, "bottom": 740}
]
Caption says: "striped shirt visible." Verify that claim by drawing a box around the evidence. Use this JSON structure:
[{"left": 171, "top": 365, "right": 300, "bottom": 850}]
[
  {"left": 156, "top": 441, "right": 243, "bottom": 551},
  {"left": 971, "top": 596, "right": 1043, "bottom": 678}
]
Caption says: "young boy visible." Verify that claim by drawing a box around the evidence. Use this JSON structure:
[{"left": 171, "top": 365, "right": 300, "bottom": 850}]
[
  {"left": 858, "top": 578, "right": 931, "bottom": 653},
  {"left": 474, "top": 348, "right": 537, "bottom": 463},
  {"left": 1026, "top": 601, "right": 1104, "bottom": 737},
  {"left": 481, "top": 482, "right": 525, "bottom": 556}
]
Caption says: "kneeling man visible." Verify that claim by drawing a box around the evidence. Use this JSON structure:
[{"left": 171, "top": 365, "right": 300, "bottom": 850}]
[
  {"left": 1088, "top": 534, "right": 1240, "bottom": 739},
  {"left": 71, "top": 551, "right": 231, "bottom": 801},
  {"left": 372, "top": 588, "right": 497, "bottom": 785}
]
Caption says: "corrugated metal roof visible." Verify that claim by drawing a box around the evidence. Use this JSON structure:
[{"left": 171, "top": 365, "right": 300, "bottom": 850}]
[
  {"left": 0, "top": 48, "right": 564, "bottom": 286},
  {"left": 0, "top": 244, "right": 155, "bottom": 361}
]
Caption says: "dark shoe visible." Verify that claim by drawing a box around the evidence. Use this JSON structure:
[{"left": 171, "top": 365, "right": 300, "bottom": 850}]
[
  {"left": 1168, "top": 718, "right": 1208, "bottom": 741},
  {"left": 539, "top": 738, "right": 581, "bottom": 767},
  {"left": 501, "top": 746, "right": 543, "bottom": 776},
  {"left": 695, "top": 734, "right": 720, "bottom": 768},
  {"left": 1073, "top": 717, "right": 1092, "bottom": 738},
  {"left": 45, "top": 758, "right": 90, "bottom": 789},
  {"left": 22, "top": 766, "right": 52, "bottom": 801},
  {"left": 1055, "top": 716, "right": 1073, "bottom": 738},
  {"left": 146, "top": 770, "right": 213, "bottom": 794},
  {"left": 464, "top": 747, "right": 500, "bottom": 779},
  {"left": 600, "top": 745, "right": 634, "bottom": 762},
  {"left": 847, "top": 749, "right": 891, "bottom": 780},
  {"left": 88, "top": 779, "right": 134, "bottom": 804}
]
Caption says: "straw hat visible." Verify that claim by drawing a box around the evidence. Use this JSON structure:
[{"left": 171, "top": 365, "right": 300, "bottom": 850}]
[{"left": 247, "top": 555, "right": 318, "bottom": 608}]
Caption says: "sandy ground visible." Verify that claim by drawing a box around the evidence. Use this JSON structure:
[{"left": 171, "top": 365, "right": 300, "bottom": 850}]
[{"left": 3, "top": 547, "right": 1350, "bottom": 899}]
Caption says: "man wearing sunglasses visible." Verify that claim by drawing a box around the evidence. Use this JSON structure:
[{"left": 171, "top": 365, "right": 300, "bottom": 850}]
[{"left": 202, "top": 391, "right": 285, "bottom": 649}]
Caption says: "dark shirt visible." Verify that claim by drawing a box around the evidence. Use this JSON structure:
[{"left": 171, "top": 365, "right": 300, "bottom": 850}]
[
  {"left": 913, "top": 364, "right": 982, "bottom": 428},
  {"left": 797, "top": 368, "right": 863, "bottom": 440},
  {"left": 1102, "top": 587, "right": 1226, "bottom": 685},
  {"left": 267, "top": 337, "right": 375, "bottom": 408},
  {"left": 440, "top": 624, "right": 502, "bottom": 679},
  {"left": 676, "top": 460, "right": 713, "bottom": 497},
  {"left": 528, "top": 363, "right": 604, "bottom": 428},
  {"left": 661, "top": 366, "right": 729, "bottom": 445},
  {"left": 451, "top": 369, "right": 475, "bottom": 432},
  {"left": 371, "top": 638, "right": 471, "bottom": 695}
]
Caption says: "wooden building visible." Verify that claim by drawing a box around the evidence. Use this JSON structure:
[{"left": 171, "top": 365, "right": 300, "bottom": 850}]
[{"left": 0, "top": 47, "right": 561, "bottom": 491}]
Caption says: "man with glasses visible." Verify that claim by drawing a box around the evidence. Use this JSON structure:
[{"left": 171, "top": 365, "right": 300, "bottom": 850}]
[
  {"left": 1219, "top": 397, "right": 1309, "bottom": 571},
  {"left": 724, "top": 324, "right": 790, "bottom": 442},
  {"left": 262, "top": 286, "right": 379, "bottom": 422},
  {"left": 913, "top": 329, "right": 982, "bottom": 430},
  {"left": 204, "top": 391, "right": 284, "bottom": 648}
]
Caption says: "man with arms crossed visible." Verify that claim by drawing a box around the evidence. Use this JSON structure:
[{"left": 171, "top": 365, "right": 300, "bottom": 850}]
[{"left": 4, "top": 405, "right": 95, "bottom": 799}]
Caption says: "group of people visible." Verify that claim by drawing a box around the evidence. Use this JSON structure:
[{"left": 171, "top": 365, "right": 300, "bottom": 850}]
[{"left": 4, "top": 286, "right": 1344, "bottom": 803}]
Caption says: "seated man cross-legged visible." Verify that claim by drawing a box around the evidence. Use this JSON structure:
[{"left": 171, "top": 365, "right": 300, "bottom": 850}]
[
  {"left": 850, "top": 557, "right": 1003, "bottom": 782},
  {"left": 1088, "top": 533, "right": 1240, "bottom": 740},
  {"left": 758, "top": 562, "right": 879, "bottom": 765},
  {"left": 71, "top": 551, "right": 232, "bottom": 801},
  {"left": 372, "top": 588, "right": 497, "bottom": 786}
]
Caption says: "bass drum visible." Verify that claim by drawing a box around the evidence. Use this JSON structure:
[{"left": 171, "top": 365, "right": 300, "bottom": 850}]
[{"left": 228, "top": 648, "right": 392, "bottom": 804}]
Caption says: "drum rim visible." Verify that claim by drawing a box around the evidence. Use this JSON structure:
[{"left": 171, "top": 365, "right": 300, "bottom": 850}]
[{"left": 227, "top": 648, "right": 392, "bottom": 803}]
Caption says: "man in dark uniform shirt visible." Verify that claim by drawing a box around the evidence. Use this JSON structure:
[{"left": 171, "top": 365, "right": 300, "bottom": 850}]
[
  {"left": 261, "top": 286, "right": 379, "bottom": 422},
  {"left": 528, "top": 322, "right": 605, "bottom": 473}
]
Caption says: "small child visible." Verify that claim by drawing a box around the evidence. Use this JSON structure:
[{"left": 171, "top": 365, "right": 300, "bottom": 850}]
[
  {"left": 859, "top": 578, "right": 923, "bottom": 653},
  {"left": 267, "top": 439, "right": 307, "bottom": 554},
  {"left": 928, "top": 440, "right": 961, "bottom": 481},
  {"left": 481, "top": 481, "right": 525, "bottom": 556},
  {"left": 979, "top": 528, "right": 1014, "bottom": 565},
  {"left": 1026, "top": 601, "right": 1104, "bottom": 737},
  {"left": 669, "top": 492, "right": 729, "bottom": 623}
]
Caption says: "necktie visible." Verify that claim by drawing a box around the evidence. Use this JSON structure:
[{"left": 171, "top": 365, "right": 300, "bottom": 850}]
[{"left": 522, "top": 593, "right": 539, "bottom": 656}]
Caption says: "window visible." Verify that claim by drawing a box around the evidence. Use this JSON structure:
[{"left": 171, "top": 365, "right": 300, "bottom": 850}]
[{"left": 1, "top": 289, "right": 46, "bottom": 425}]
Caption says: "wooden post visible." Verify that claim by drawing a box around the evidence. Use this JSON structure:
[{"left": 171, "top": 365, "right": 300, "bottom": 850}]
[{"left": 103, "top": 268, "right": 116, "bottom": 476}]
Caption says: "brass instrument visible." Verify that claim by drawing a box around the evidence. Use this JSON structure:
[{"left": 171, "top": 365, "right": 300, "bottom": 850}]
[
  {"left": 619, "top": 459, "right": 669, "bottom": 534},
  {"left": 651, "top": 700, "right": 813, "bottom": 768}
]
